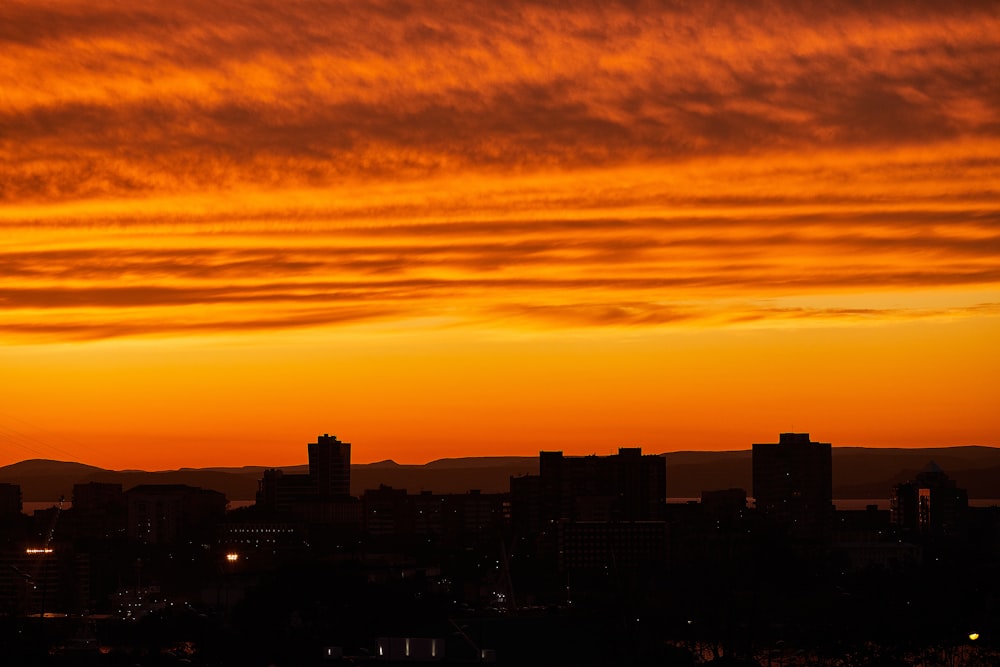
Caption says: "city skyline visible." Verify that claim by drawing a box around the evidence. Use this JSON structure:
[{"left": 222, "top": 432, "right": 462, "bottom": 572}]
[
  {"left": 2, "top": 437, "right": 996, "bottom": 663},
  {"left": 2, "top": 430, "right": 999, "bottom": 477},
  {"left": 2, "top": 1, "right": 998, "bottom": 469}
]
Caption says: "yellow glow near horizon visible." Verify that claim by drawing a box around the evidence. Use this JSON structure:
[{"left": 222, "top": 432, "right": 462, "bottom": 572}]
[{"left": 1, "top": 0, "right": 997, "bottom": 468}]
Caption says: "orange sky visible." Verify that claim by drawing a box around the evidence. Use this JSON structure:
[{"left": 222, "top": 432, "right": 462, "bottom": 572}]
[{"left": 1, "top": 0, "right": 998, "bottom": 469}]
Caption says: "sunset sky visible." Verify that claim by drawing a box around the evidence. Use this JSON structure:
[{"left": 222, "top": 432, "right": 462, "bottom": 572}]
[{"left": 2, "top": 0, "right": 998, "bottom": 470}]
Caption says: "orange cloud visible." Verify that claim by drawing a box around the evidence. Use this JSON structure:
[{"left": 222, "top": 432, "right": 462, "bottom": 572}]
[
  {"left": 2, "top": 0, "right": 998, "bottom": 201},
  {"left": 1, "top": 0, "right": 998, "bottom": 466},
  {"left": 2, "top": 139, "right": 999, "bottom": 341}
]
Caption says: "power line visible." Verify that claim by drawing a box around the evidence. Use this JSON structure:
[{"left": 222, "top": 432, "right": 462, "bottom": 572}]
[{"left": 0, "top": 416, "right": 91, "bottom": 462}]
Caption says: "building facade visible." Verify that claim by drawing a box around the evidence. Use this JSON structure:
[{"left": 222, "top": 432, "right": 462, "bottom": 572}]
[
  {"left": 308, "top": 433, "right": 352, "bottom": 497},
  {"left": 0, "top": 483, "right": 21, "bottom": 516},
  {"left": 891, "top": 461, "right": 968, "bottom": 539},
  {"left": 255, "top": 434, "right": 361, "bottom": 529},
  {"left": 520, "top": 447, "right": 666, "bottom": 527},
  {"left": 752, "top": 432, "right": 833, "bottom": 530},
  {"left": 126, "top": 484, "right": 227, "bottom": 545}
]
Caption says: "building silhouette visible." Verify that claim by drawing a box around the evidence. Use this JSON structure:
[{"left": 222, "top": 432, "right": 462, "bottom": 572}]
[
  {"left": 220, "top": 518, "right": 305, "bottom": 552},
  {"left": 126, "top": 484, "right": 227, "bottom": 545},
  {"left": 752, "top": 432, "right": 832, "bottom": 529},
  {"left": 891, "top": 461, "right": 968, "bottom": 539},
  {"left": 509, "top": 447, "right": 667, "bottom": 599},
  {"left": 309, "top": 433, "right": 351, "bottom": 497},
  {"left": 513, "top": 447, "right": 665, "bottom": 529},
  {"left": 70, "top": 482, "right": 126, "bottom": 541},
  {"left": 0, "top": 547, "right": 62, "bottom": 616},
  {"left": 256, "top": 468, "right": 314, "bottom": 513},
  {"left": 363, "top": 484, "right": 411, "bottom": 536},
  {"left": 255, "top": 434, "right": 361, "bottom": 529},
  {"left": 0, "top": 483, "right": 21, "bottom": 516},
  {"left": 258, "top": 433, "right": 353, "bottom": 507},
  {"left": 700, "top": 488, "right": 748, "bottom": 524},
  {"left": 558, "top": 520, "right": 668, "bottom": 573},
  {"left": 0, "top": 484, "right": 26, "bottom": 551},
  {"left": 361, "top": 485, "right": 507, "bottom": 546}
]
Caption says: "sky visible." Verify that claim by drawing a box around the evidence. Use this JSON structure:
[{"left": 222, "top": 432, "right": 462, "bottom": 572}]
[{"left": 1, "top": 0, "right": 998, "bottom": 470}]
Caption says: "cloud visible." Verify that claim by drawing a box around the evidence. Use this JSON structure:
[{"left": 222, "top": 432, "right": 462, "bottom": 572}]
[
  {"left": 2, "top": 0, "right": 999, "bottom": 340},
  {"left": 2, "top": 0, "right": 998, "bottom": 201},
  {"left": 0, "top": 304, "right": 406, "bottom": 342}
]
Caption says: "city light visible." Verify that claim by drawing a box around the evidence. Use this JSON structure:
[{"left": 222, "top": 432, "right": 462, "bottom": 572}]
[
  {"left": 25, "top": 548, "right": 54, "bottom": 554},
  {"left": 969, "top": 632, "right": 980, "bottom": 641},
  {"left": 225, "top": 553, "right": 239, "bottom": 563}
]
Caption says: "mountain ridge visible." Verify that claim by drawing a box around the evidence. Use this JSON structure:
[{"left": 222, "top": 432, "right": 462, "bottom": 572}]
[{"left": 2, "top": 446, "right": 998, "bottom": 502}]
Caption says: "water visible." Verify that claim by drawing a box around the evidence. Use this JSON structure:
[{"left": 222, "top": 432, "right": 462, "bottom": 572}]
[
  {"left": 23, "top": 499, "right": 256, "bottom": 515},
  {"left": 23, "top": 498, "right": 1000, "bottom": 516},
  {"left": 668, "top": 498, "right": 1000, "bottom": 510}
]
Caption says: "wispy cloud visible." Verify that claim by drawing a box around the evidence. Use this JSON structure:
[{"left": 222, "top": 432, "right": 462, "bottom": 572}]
[
  {"left": 3, "top": 0, "right": 998, "bottom": 198},
  {"left": 1, "top": 0, "right": 998, "bottom": 340}
]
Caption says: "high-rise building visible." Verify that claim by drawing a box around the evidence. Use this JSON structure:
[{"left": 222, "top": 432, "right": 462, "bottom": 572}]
[
  {"left": 535, "top": 447, "right": 666, "bottom": 524},
  {"left": 0, "top": 483, "right": 21, "bottom": 516},
  {"left": 71, "top": 482, "right": 125, "bottom": 541},
  {"left": 308, "top": 433, "right": 351, "bottom": 497},
  {"left": 752, "top": 432, "right": 832, "bottom": 529},
  {"left": 257, "top": 468, "right": 314, "bottom": 513},
  {"left": 126, "top": 484, "right": 226, "bottom": 545},
  {"left": 508, "top": 447, "right": 667, "bottom": 592},
  {"left": 511, "top": 447, "right": 666, "bottom": 533},
  {"left": 255, "top": 434, "right": 361, "bottom": 529},
  {"left": 360, "top": 486, "right": 507, "bottom": 546},
  {"left": 0, "top": 547, "right": 60, "bottom": 615},
  {"left": 891, "top": 461, "right": 968, "bottom": 539}
]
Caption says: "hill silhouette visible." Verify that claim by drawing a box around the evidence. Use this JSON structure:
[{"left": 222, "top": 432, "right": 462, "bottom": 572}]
[
  {"left": 0, "top": 458, "right": 105, "bottom": 476},
  {"left": 1, "top": 447, "right": 998, "bottom": 502}
]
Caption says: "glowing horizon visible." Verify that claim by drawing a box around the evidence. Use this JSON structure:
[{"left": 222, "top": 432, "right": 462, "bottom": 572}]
[{"left": 2, "top": 0, "right": 998, "bottom": 469}]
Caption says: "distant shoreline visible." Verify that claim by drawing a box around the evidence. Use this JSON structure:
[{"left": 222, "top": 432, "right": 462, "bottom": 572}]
[{"left": 21, "top": 498, "right": 1000, "bottom": 515}]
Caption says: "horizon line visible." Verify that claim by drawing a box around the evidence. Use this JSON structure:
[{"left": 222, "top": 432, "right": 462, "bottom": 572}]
[{"left": 3, "top": 442, "right": 1000, "bottom": 473}]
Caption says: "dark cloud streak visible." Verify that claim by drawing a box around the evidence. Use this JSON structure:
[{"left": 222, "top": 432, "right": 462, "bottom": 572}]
[
  {"left": 2, "top": 1, "right": 998, "bottom": 202},
  {"left": 2, "top": 0, "right": 998, "bottom": 340}
]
